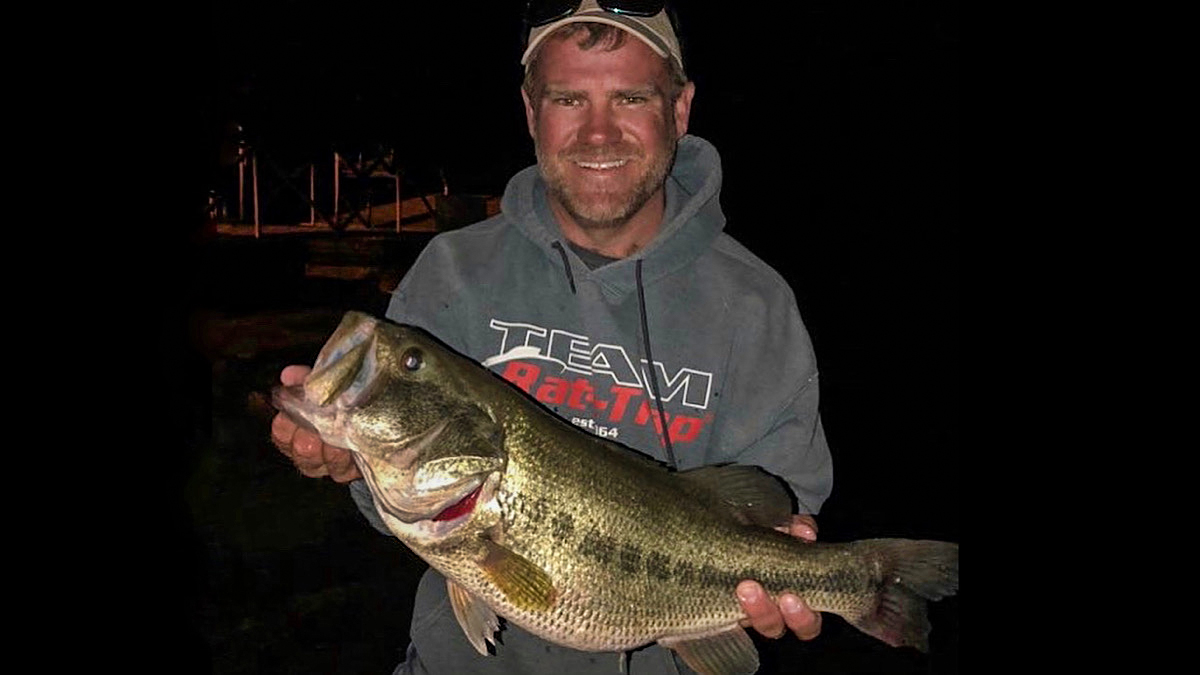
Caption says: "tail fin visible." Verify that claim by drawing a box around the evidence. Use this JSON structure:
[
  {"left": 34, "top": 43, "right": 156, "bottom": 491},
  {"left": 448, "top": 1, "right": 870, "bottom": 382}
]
[{"left": 849, "top": 539, "right": 959, "bottom": 652}]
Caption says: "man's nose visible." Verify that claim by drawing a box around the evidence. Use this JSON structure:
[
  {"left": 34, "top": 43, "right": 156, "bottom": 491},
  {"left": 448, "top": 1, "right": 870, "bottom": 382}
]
[{"left": 578, "top": 103, "right": 621, "bottom": 146}]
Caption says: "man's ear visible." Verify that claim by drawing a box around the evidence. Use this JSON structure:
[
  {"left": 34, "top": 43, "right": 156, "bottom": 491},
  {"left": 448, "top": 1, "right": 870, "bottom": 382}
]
[
  {"left": 522, "top": 88, "right": 537, "bottom": 139},
  {"left": 673, "top": 81, "right": 696, "bottom": 138}
]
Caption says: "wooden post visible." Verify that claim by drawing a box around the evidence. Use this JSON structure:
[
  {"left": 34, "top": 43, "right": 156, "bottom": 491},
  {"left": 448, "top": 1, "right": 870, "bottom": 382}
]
[
  {"left": 334, "top": 152, "right": 340, "bottom": 228},
  {"left": 252, "top": 153, "right": 260, "bottom": 238},
  {"left": 238, "top": 153, "right": 245, "bottom": 222},
  {"left": 309, "top": 163, "right": 315, "bottom": 226},
  {"left": 395, "top": 173, "right": 401, "bottom": 233}
]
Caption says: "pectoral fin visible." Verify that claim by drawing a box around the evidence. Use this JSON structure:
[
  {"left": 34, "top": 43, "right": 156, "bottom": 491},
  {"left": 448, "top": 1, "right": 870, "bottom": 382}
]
[
  {"left": 480, "top": 539, "right": 557, "bottom": 612},
  {"left": 659, "top": 625, "right": 760, "bottom": 675},
  {"left": 446, "top": 579, "right": 500, "bottom": 656}
]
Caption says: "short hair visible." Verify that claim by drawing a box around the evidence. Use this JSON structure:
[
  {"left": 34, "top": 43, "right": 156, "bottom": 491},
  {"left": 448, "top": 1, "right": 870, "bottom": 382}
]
[{"left": 523, "top": 22, "right": 689, "bottom": 108}]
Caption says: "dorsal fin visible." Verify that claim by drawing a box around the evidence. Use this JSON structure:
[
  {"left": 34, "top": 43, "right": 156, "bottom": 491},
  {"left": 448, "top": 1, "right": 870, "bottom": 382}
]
[{"left": 676, "top": 464, "right": 794, "bottom": 529}]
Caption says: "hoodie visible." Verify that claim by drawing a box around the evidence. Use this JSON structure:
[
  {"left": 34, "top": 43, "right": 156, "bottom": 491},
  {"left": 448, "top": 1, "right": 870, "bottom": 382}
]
[{"left": 351, "top": 135, "right": 832, "bottom": 675}]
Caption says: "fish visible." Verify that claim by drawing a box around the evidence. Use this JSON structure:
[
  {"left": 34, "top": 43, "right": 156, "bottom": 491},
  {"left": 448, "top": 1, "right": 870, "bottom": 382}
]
[{"left": 272, "top": 311, "right": 959, "bottom": 675}]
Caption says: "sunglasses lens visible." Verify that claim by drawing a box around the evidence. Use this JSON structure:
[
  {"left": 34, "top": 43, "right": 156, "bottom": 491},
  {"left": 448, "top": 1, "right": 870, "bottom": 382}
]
[
  {"left": 525, "top": 0, "right": 582, "bottom": 26},
  {"left": 598, "top": 0, "right": 665, "bottom": 16}
]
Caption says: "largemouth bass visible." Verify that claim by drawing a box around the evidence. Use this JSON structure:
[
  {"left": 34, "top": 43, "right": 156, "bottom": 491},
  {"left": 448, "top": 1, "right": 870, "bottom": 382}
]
[{"left": 272, "top": 311, "right": 958, "bottom": 675}]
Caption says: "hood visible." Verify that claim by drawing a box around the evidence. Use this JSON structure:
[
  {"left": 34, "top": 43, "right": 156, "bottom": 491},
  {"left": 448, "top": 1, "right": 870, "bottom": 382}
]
[{"left": 500, "top": 134, "right": 727, "bottom": 298}]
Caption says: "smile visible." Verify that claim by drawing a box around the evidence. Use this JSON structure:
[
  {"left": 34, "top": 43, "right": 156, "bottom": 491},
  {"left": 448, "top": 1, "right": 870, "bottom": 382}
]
[{"left": 575, "top": 159, "right": 628, "bottom": 170}]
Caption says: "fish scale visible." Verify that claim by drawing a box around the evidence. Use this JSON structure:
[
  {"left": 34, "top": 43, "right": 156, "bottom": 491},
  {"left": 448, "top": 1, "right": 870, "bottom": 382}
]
[{"left": 273, "top": 312, "right": 959, "bottom": 675}]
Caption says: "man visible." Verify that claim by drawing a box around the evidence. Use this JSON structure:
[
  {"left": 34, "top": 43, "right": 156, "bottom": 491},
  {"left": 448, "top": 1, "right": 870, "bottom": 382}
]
[{"left": 272, "top": 2, "right": 832, "bottom": 672}]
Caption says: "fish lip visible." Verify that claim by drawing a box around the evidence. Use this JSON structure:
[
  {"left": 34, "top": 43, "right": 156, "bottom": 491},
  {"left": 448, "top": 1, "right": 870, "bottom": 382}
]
[
  {"left": 271, "top": 383, "right": 303, "bottom": 415},
  {"left": 271, "top": 384, "right": 338, "bottom": 438}
]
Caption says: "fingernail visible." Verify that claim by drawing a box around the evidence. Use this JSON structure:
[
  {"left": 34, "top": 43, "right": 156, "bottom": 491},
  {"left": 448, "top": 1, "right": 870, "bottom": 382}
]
[
  {"left": 780, "top": 595, "right": 801, "bottom": 613},
  {"left": 736, "top": 583, "right": 759, "bottom": 602}
]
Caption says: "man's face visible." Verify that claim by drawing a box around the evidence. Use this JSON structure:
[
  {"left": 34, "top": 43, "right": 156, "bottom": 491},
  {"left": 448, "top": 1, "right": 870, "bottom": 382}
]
[{"left": 523, "top": 34, "right": 694, "bottom": 230}]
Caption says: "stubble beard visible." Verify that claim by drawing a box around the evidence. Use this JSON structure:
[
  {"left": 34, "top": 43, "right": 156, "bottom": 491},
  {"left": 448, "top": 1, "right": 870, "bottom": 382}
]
[{"left": 536, "top": 129, "right": 678, "bottom": 231}]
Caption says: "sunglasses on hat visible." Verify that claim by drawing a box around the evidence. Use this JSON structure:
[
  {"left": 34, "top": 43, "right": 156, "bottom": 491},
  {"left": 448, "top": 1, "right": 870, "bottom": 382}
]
[{"left": 524, "top": 0, "right": 667, "bottom": 27}]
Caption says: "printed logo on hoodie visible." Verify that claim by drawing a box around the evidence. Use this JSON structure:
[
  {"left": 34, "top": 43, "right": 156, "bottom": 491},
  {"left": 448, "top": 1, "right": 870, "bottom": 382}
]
[{"left": 483, "top": 319, "right": 714, "bottom": 445}]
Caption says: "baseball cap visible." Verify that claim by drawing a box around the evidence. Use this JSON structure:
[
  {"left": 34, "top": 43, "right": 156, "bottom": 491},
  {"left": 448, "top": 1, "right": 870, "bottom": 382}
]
[{"left": 521, "top": 0, "right": 684, "bottom": 73}]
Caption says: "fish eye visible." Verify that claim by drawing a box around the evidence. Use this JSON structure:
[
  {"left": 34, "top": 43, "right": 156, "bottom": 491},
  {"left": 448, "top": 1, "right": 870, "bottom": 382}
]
[{"left": 401, "top": 348, "right": 424, "bottom": 372}]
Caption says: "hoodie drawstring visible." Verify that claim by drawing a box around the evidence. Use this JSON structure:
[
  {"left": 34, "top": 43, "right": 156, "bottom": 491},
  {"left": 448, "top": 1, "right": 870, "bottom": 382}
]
[
  {"left": 550, "top": 242, "right": 577, "bottom": 295},
  {"left": 636, "top": 259, "right": 678, "bottom": 469}
]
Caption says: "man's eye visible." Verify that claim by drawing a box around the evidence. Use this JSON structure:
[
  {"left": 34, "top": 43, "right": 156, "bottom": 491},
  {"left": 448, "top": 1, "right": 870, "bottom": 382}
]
[
  {"left": 553, "top": 97, "right": 579, "bottom": 106},
  {"left": 623, "top": 96, "right": 647, "bottom": 104}
]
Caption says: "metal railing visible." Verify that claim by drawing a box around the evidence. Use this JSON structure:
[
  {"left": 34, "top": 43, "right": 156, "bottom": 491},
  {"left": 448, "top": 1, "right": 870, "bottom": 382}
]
[{"left": 210, "top": 139, "right": 441, "bottom": 237}]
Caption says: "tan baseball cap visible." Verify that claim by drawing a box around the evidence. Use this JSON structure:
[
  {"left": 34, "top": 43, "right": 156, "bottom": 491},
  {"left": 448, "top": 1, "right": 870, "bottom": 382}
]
[{"left": 521, "top": 0, "right": 684, "bottom": 73}]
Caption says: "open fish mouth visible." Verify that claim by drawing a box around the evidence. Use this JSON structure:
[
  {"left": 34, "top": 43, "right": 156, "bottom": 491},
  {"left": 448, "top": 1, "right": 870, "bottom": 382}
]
[
  {"left": 421, "top": 472, "right": 502, "bottom": 538},
  {"left": 348, "top": 409, "right": 505, "bottom": 526},
  {"left": 353, "top": 452, "right": 488, "bottom": 525},
  {"left": 369, "top": 468, "right": 502, "bottom": 540},
  {"left": 433, "top": 483, "right": 485, "bottom": 522}
]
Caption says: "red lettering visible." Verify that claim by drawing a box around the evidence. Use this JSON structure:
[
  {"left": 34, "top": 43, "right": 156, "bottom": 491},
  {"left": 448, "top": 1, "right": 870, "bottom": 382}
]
[
  {"left": 668, "top": 415, "right": 704, "bottom": 443},
  {"left": 608, "top": 386, "right": 642, "bottom": 422},
  {"left": 634, "top": 399, "right": 658, "bottom": 426},
  {"left": 537, "top": 377, "right": 570, "bottom": 405},
  {"left": 502, "top": 362, "right": 541, "bottom": 394},
  {"left": 635, "top": 401, "right": 705, "bottom": 445},
  {"left": 567, "top": 378, "right": 595, "bottom": 411}
]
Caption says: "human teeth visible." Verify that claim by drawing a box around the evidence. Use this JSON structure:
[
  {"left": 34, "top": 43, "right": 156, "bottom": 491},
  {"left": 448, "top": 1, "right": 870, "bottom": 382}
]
[{"left": 577, "top": 160, "right": 627, "bottom": 169}]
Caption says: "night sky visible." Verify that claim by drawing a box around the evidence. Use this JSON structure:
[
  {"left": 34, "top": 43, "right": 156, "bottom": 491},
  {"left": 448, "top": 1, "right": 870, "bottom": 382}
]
[{"left": 169, "top": 1, "right": 959, "bottom": 672}]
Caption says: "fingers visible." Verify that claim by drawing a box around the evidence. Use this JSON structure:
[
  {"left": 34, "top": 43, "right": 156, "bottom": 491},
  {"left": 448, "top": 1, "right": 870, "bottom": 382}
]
[
  {"left": 779, "top": 593, "right": 822, "bottom": 641},
  {"left": 775, "top": 514, "right": 818, "bottom": 542},
  {"left": 790, "top": 514, "right": 818, "bottom": 542},
  {"left": 281, "top": 364, "right": 312, "bottom": 386},
  {"left": 271, "top": 411, "right": 362, "bottom": 483},
  {"left": 737, "top": 581, "right": 822, "bottom": 642},
  {"left": 271, "top": 412, "right": 299, "bottom": 455},
  {"left": 737, "top": 581, "right": 785, "bottom": 639},
  {"left": 290, "top": 426, "right": 332, "bottom": 478},
  {"left": 323, "top": 443, "right": 361, "bottom": 483}
]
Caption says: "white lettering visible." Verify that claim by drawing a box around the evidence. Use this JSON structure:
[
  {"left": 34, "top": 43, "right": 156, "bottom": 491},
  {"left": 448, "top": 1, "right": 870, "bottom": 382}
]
[{"left": 490, "top": 318, "right": 714, "bottom": 410}]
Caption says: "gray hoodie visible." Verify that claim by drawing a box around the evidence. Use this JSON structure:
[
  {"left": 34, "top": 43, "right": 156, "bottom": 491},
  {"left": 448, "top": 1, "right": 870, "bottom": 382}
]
[{"left": 351, "top": 135, "right": 832, "bottom": 674}]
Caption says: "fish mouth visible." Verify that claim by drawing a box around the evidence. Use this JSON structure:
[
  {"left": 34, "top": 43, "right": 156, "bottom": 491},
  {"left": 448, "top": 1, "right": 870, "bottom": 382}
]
[
  {"left": 271, "top": 383, "right": 345, "bottom": 445},
  {"left": 408, "top": 474, "right": 488, "bottom": 524},
  {"left": 433, "top": 482, "right": 485, "bottom": 522},
  {"left": 354, "top": 442, "right": 495, "bottom": 528},
  {"left": 405, "top": 472, "right": 502, "bottom": 541}
]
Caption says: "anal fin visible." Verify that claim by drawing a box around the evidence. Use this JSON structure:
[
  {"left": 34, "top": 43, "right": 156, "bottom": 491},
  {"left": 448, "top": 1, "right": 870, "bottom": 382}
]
[
  {"left": 659, "top": 625, "right": 759, "bottom": 675},
  {"left": 447, "top": 579, "right": 500, "bottom": 656}
]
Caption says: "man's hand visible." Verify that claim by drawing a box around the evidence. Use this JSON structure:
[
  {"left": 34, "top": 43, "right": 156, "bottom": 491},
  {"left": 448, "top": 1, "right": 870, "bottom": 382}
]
[
  {"left": 737, "top": 514, "right": 822, "bottom": 641},
  {"left": 271, "top": 365, "right": 361, "bottom": 483}
]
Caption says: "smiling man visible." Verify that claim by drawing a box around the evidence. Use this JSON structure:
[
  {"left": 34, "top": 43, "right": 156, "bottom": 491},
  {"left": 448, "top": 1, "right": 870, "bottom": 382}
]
[
  {"left": 523, "top": 23, "right": 693, "bottom": 257},
  {"left": 272, "top": 2, "right": 833, "bottom": 673}
]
